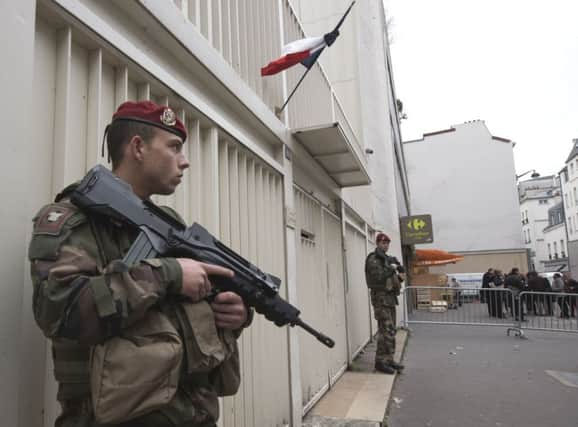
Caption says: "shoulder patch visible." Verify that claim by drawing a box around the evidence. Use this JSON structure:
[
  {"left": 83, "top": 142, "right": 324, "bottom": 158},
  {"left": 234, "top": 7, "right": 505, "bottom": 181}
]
[{"left": 33, "top": 204, "right": 77, "bottom": 236}]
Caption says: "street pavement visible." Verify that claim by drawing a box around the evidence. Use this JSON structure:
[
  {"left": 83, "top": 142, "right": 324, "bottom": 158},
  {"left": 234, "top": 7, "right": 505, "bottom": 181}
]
[{"left": 387, "top": 324, "right": 578, "bottom": 427}]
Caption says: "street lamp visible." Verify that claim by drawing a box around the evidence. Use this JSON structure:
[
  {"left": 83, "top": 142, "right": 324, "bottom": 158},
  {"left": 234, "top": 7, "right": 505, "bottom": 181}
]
[{"left": 516, "top": 169, "right": 540, "bottom": 180}]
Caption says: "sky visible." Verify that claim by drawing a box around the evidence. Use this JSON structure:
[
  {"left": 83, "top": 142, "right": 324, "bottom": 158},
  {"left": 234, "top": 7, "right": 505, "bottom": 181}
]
[{"left": 383, "top": 0, "right": 578, "bottom": 177}]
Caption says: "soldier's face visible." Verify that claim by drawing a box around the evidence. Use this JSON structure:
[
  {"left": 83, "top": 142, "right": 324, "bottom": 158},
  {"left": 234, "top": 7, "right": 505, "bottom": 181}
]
[
  {"left": 141, "top": 129, "right": 189, "bottom": 195},
  {"left": 377, "top": 240, "right": 390, "bottom": 251}
]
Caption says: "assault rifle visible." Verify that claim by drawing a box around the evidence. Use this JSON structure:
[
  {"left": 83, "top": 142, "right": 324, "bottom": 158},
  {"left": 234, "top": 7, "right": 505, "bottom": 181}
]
[{"left": 71, "top": 165, "right": 335, "bottom": 348}]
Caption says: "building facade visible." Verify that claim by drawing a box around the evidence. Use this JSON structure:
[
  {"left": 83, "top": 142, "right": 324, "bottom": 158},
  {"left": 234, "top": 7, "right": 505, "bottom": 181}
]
[
  {"left": 518, "top": 175, "right": 563, "bottom": 272},
  {"left": 541, "top": 202, "right": 568, "bottom": 272},
  {"left": 2, "top": 1, "right": 408, "bottom": 426},
  {"left": 403, "top": 120, "right": 528, "bottom": 274},
  {"left": 559, "top": 139, "right": 578, "bottom": 276}
]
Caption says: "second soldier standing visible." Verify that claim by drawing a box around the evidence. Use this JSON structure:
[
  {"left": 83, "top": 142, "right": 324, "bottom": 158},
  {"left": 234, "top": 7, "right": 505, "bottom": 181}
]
[{"left": 365, "top": 233, "right": 405, "bottom": 374}]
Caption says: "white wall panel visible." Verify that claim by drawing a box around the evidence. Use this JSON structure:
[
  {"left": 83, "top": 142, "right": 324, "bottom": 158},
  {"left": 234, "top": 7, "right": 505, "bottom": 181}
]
[
  {"left": 345, "top": 224, "right": 372, "bottom": 357},
  {"left": 33, "top": 18, "right": 58, "bottom": 199},
  {"left": 321, "top": 211, "right": 348, "bottom": 382},
  {"left": 86, "top": 49, "right": 103, "bottom": 167},
  {"left": 29, "top": 15, "right": 58, "bottom": 427}
]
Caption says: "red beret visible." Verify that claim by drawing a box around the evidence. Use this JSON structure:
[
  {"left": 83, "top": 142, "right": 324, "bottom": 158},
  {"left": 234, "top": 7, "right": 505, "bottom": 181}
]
[
  {"left": 376, "top": 232, "right": 391, "bottom": 243},
  {"left": 112, "top": 100, "right": 187, "bottom": 141}
]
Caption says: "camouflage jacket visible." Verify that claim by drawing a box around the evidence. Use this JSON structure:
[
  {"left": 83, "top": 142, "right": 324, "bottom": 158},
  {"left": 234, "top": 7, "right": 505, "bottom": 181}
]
[
  {"left": 28, "top": 186, "right": 243, "bottom": 426},
  {"left": 365, "top": 249, "right": 404, "bottom": 306},
  {"left": 365, "top": 249, "right": 404, "bottom": 290}
]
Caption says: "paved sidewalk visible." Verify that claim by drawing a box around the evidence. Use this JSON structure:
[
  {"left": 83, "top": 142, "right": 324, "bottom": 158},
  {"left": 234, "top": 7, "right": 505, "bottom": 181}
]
[{"left": 303, "top": 329, "right": 408, "bottom": 427}]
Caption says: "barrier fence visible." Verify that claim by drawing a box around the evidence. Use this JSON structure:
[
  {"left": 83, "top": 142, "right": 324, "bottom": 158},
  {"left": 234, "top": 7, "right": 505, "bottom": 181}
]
[{"left": 403, "top": 286, "right": 578, "bottom": 337}]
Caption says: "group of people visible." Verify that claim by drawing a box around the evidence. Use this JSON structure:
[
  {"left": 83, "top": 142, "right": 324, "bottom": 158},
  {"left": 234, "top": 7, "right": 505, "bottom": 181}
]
[{"left": 481, "top": 268, "right": 578, "bottom": 320}]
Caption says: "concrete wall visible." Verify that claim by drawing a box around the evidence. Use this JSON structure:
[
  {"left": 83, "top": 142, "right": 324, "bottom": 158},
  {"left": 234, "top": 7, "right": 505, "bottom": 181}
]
[{"left": 404, "top": 121, "right": 523, "bottom": 253}]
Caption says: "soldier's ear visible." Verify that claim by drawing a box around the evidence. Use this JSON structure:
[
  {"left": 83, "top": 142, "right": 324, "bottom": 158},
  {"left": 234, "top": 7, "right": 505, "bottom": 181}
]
[{"left": 128, "top": 135, "right": 146, "bottom": 161}]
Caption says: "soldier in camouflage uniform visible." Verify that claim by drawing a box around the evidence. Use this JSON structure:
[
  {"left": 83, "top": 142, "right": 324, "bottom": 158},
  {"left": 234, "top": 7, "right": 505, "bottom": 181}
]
[
  {"left": 365, "top": 233, "right": 405, "bottom": 374},
  {"left": 28, "top": 101, "right": 251, "bottom": 427}
]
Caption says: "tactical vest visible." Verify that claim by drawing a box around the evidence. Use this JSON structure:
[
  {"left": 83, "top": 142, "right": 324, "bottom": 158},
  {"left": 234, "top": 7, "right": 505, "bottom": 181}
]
[
  {"left": 365, "top": 250, "right": 400, "bottom": 306},
  {"left": 31, "top": 188, "right": 239, "bottom": 424}
]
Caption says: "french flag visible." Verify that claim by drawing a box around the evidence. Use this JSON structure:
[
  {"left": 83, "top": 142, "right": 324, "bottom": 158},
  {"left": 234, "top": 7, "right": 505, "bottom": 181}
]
[{"left": 261, "top": 30, "right": 339, "bottom": 76}]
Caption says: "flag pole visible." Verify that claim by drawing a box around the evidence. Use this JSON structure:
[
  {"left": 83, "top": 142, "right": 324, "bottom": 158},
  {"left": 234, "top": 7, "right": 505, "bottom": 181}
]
[
  {"left": 276, "top": 61, "right": 316, "bottom": 116},
  {"left": 275, "top": 1, "right": 355, "bottom": 116}
]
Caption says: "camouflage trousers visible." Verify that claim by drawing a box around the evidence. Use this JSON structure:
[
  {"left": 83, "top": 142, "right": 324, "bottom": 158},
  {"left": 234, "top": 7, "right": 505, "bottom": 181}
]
[{"left": 370, "top": 289, "right": 397, "bottom": 364}]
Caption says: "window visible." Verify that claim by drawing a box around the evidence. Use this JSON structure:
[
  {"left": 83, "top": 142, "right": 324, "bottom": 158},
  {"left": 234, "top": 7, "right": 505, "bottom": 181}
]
[
  {"left": 527, "top": 229, "right": 531, "bottom": 242},
  {"left": 554, "top": 242, "right": 558, "bottom": 258},
  {"left": 575, "top": 188, "right": 578, "bottom": 207},
  {"left": 548, "top": 243, "right": 552, "bottom": 259},
  {"left": 539, "top": 199, "right": 548, "bottom": 205},
  {"left": 561, "top": 240, "right": 566, "bottom": 257},
  {"left": 572, "top": 163, "right": 575, "bottom": 175}
]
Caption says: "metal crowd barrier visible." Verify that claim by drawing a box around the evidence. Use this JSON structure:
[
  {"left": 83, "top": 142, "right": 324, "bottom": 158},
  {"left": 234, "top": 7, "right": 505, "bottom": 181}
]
[
  {"left": 402, "top": 286, "right": 578, "bottom": 338},
  {"left": 514, "top": 291, "right": 578, "bottom": 334}
]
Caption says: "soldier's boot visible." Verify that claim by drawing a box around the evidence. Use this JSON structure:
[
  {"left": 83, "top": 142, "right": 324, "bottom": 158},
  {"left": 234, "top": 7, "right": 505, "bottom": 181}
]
[
  {"left": 387, "top": 361, "right": 404, "bottom": 371},
  {"left": 374, "top": 361, "right": 395, "bottom": 374}
]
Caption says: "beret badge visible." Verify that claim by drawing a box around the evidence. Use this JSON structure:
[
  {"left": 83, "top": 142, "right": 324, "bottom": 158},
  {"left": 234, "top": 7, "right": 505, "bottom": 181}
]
[{"left": 160, "top": 108, "right": 177, "bottom": 127}]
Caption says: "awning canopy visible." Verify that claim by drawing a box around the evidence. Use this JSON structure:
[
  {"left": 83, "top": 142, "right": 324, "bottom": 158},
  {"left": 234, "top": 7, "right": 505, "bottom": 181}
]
[
  {"left": 413, "top": 249, "right": 464, "bottom": 266},
  {"left": 293, "top": 123, "right": 371, "bottom": 187}
]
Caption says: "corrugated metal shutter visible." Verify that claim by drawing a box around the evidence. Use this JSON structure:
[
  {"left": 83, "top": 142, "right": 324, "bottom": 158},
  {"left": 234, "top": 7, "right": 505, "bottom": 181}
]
[{"left": 294, "top": 187, "right": 347, "bottom": 411}]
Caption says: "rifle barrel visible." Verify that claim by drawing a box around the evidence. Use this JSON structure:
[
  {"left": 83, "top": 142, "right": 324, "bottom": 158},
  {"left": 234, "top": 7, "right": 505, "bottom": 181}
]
[{"left": 294, "top": 318, "right": 335, "bottom": 348}]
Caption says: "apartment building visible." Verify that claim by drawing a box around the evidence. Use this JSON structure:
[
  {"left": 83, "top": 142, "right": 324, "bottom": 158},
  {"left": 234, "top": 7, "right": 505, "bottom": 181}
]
[
  {"left": 519, "top": 175, "right": 562, "bottom": 272},
  {"left": 559, "top": 139, "right": 578, "bottom": 275},
  {"left": 403, "top": 120, "right": 528, "bottom": 273}
]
